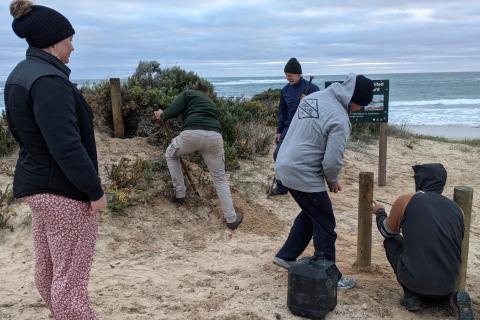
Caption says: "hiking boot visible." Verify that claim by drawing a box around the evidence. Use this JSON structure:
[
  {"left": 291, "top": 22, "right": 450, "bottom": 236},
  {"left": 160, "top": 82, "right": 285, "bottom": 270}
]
[
  {"left": 400, "top": 294, "right": 422, "bottom": 312},
  {"left": 268, "top": 186, "right": 288, "bottom": 196},
  {"left": 450, "top": 290, "right": 474, "bottom": 320},
  {"left": 273, "top": 257, "right": 295, "bottom": 269},
  {"left": 171, "top": 196, "right": 185, "bottom": 205},
  {"left": 337, "top": 276, "right": 356, "bottom": 290},
  {"left": 226, "top": 212, "right": 243, "bottom": 230}
]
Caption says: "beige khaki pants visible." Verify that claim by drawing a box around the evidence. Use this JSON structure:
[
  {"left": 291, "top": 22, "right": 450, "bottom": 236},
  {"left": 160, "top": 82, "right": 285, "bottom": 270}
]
[{"left": 165, "top": 130, "right": 237, "bottom": 223}]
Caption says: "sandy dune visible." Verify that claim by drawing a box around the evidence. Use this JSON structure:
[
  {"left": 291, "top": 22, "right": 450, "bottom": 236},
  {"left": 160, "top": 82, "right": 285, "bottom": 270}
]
[{"left": 1, "top": 133, "right": 479, "bottom": 319}]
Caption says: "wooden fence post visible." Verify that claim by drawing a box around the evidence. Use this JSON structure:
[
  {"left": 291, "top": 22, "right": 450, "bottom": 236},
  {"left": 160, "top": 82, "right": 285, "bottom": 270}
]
[
  {"left": 109, "top": 78, "right": 124, "bottom": 138},
  {"left": 454, "top": 186, "right": 473, "bottom": 290},
  {"left": 355, "top": 172, "right": 374, "bottom": 267},
  {"left": 378, "top": 123, "right": 387, "bottom": 186}
]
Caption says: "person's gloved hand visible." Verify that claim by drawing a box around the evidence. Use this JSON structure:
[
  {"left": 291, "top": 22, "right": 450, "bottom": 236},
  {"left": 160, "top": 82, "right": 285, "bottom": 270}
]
[
  {"left": 154, "top": 109, "right": 163, "bottom": 120},
  {"left": 371, "top": 200, "right": 384, "bottom": 215}
]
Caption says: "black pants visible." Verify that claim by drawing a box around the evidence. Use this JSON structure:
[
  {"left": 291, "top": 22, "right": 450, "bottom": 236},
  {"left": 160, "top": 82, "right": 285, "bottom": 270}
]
[
  {"left": 273, "top": 129, "right": 288, "bottom": 194},
  {"left": 276, "top": 189, "right": 341, "bottom": 278},
  {"left": 384, "top": 237, "right": 450, "bottom": 302}
]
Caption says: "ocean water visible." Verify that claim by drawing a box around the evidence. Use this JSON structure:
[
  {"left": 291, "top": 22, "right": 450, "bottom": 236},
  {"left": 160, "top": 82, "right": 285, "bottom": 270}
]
[
  {"left": 210, "top": 72, "right": 480, "bottom": 128},
  {"left": 1, "top": 72, "right": 480, "bottom": 127}
]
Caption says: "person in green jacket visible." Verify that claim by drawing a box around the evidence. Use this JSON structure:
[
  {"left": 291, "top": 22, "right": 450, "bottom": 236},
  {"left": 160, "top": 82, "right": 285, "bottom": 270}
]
[{"left": 154, "top": 82, "right": 243, "bottom": 230}]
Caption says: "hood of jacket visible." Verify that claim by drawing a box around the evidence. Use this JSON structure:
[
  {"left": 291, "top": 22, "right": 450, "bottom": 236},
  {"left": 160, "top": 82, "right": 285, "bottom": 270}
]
[
  {"left": 413, "top": 163, "right": 447, "bottom": 193},
  {"left": 327, "top": 73, "right": 357, "bottom": 113}
]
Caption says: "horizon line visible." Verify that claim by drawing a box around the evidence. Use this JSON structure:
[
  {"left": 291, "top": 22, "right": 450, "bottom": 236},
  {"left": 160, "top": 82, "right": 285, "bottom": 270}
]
[{"left": 1, "top": 70, "right": 480, "bottom": 83}]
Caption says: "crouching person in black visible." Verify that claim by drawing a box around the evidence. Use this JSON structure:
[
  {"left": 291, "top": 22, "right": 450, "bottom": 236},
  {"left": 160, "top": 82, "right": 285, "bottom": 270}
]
[{"left": 371, "top": 163, "right": 474, "bottom": 320}]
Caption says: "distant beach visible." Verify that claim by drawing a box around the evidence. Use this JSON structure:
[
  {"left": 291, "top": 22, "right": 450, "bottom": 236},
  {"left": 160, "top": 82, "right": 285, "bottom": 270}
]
[{"left": 404, "top": 125, "right": 480, "bottom": 140}]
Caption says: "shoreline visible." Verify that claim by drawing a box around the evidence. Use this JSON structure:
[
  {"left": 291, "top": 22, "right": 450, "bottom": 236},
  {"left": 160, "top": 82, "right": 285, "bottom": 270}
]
[{"left": 400, "top": 124, "right": 480, "bottom": 140}]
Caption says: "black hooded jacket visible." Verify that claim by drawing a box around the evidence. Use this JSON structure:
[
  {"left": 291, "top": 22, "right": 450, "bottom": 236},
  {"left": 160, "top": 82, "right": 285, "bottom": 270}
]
[{"left": 397, "top": 164, "right": 464, "bottom": 295}]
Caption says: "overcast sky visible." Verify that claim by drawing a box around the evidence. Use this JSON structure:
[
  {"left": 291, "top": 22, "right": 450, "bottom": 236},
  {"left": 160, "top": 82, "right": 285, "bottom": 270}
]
[{"left": 1, "top": 0, "right": 480, "bottom": 79}]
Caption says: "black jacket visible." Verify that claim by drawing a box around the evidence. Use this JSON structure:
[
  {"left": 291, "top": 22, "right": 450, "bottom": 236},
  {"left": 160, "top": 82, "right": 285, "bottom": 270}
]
[
  {"left": 377, "top": 163, "right": 464, "bottom": 295},
  {"left": 4, "top": 47, "right": 103, "bottom": 202}
]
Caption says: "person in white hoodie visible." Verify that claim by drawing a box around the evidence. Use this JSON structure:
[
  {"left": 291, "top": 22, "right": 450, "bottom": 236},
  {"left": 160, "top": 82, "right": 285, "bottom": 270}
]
[{"left": 272, "top": 74, "right": 374, "bottom": 290}]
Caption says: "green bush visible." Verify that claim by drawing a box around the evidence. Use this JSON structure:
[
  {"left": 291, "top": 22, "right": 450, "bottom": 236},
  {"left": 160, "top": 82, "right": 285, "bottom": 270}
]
[
  {"left": 83, "top": 61, "right": 275, "bottom": 171},
  {"left": 251, "top": 88, "right": 281, "bottom": 101},
  {"left": 83, "top": 62, "right": 216, "bottom": 140},
  {"left": 251, "top": 88, "right": 280, "bottom": 127}
]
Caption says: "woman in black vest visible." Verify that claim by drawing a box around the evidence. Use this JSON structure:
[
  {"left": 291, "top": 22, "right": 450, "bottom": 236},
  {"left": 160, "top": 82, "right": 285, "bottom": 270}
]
[{"left": 5, "top": 1, "right": 105, "bottom": 319}]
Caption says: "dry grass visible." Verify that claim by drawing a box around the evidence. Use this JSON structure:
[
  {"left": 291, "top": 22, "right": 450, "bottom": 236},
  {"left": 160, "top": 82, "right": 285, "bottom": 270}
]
[
  {"left": 0, "top": 184, "right": 15, "bottom": 229},
  {"left": 105, "top": 157, "right": 170, "bottom": 214},
  {"left": 0, "top": 114, "right": 16, "bottom": 157}
]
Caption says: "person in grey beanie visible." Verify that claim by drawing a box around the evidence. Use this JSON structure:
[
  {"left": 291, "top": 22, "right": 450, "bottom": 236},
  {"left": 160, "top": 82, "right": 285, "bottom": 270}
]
[
  {"left": 272, "top": 74, "right": 374, "bottom": 291},
  {"left": 5, "top": 1, "right": 105, "bottom": 319}
]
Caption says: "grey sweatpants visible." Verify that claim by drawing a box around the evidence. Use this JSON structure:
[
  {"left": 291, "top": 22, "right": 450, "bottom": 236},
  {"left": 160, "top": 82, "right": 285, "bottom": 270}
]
[{"left": 165, "top": 130, "right": 237, "bottom": 223}]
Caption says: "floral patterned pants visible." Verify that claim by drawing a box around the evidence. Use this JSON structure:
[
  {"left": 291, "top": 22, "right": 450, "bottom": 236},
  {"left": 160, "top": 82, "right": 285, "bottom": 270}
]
[{"left": 27, "top": 193, "right": 98, "bottom": 320}]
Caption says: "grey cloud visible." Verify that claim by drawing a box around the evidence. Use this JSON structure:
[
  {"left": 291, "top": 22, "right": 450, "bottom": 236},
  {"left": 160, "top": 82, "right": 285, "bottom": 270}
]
[{"left": 1, "top": 0, "right": 479, "bottom": 78}]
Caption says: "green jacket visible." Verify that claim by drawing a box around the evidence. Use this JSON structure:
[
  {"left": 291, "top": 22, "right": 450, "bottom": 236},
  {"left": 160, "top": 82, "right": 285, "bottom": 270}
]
[{"left": 161, "top": 90, "right": 221, "bottom": 133}]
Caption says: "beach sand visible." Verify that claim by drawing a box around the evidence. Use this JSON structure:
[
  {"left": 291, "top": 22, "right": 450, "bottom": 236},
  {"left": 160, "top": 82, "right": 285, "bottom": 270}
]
[
  {"left": 0, "top": 133, "right": 479, "bottom": 320},
  {"left": 404, "top": 125, "right": 480, "bottom": 140}
]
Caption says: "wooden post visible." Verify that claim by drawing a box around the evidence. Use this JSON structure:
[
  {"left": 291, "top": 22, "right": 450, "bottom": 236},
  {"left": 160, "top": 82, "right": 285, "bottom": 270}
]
[
  {"left": 454, "top": 186, "right": 473, "bottom": 290},
  {"left": 378, "top": 123, "right": 387, "bottom": 186},
  {"left": 356, "top": 172, "right": 374, "bottom": 267},
  {"left": 109, "top": 78, "right": 124, "bottom": 138}
]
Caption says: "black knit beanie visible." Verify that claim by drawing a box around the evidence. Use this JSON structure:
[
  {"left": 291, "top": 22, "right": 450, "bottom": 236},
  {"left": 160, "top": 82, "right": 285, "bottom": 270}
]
[
  {"left": 10, "top": 0, "right": 75, "bottom": 49},
  {"left": 284, "top": 58, "right": 302, "bottom": 74},
  {"left": 351, "top": 75, "right": 374, "bottom": 106}
]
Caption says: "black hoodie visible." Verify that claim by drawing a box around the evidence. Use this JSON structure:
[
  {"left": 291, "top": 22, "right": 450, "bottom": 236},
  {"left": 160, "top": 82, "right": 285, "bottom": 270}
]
[{"left": 398, "top": 163, "right": 464, "bottom": 295}]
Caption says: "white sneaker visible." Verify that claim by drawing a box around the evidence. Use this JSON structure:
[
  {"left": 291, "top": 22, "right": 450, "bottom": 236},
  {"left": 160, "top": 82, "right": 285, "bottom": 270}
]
[
  {"left": 337, "top": 276, "right": 356, "bottom": 289},
  {"left": 273, "top": 257, "right": 295, "bottom": 269}
]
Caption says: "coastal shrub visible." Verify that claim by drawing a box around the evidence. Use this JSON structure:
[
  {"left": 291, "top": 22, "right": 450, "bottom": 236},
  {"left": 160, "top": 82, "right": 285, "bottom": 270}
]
[
  {"left": 82, "top": 61, "right": 215, "bottom": 138},
  {"left": 105, "top": 157, "right": 170, "bottom": 213},
  {"left": 83, "top": 61, "right": 274, "bottom": 171},
  {"left": 0, "top": 184, "right": 15, "bottom": 229},
  {"left": 0, "top": 113, "right": 17, "bottom": 157},
  {"left": 251, "top": 88, "right": 280, "bottom": 127},
  {"left": 235, "top": 121, "right": 273, "bottom": 159},
  {"left": 81, "top": 81, "right": 112, "bottom": 132}
]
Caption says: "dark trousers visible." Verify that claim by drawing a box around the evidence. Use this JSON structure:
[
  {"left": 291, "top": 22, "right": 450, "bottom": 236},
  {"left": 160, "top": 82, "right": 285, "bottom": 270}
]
[
  {"left": 273, "top": 129, "right": 288, "bottom": 194},
  {"left": 276, "top": 189, "right": 341, "bottom": 278},
  {"left": 384, "top": 237, "right": 450, "bottom": 302}
]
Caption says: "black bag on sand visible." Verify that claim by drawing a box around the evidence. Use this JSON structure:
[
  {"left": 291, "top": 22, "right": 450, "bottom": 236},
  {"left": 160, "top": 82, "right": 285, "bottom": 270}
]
[{"left": 287, "top": 255, "right": 339, "bottom": 320}]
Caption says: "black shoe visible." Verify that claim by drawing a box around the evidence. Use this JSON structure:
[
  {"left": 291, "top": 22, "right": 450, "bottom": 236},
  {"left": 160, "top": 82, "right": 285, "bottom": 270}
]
[
  {"left": 268, "top": 186, "right": 288, "bottom": 196},
  {"left": 400, "top": 294, "right": 422, "bottom": 312},
  {"left": 451, "top": 290, "right": 474, "bottom": 320},
  {"left": 226, "top": 213, "right": 243, "bottom": 230},
  {"left": 171, "top": 196, "right": 185, "bottom": 205}
]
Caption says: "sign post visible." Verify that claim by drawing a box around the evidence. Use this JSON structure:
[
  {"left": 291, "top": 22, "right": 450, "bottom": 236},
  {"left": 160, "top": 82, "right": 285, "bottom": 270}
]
[{"left": 326, "top": 79, "right": 390, "bottom": 186}]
